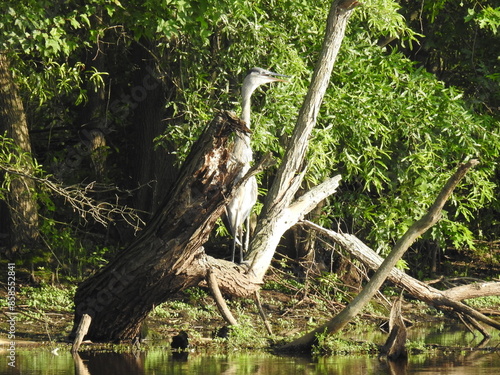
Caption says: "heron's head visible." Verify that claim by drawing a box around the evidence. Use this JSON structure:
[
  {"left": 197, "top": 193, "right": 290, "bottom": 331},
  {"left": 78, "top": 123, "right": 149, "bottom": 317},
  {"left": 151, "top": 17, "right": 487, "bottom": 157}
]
[{"left": 242, "top": 67, "right": 288, "bottom": 96}]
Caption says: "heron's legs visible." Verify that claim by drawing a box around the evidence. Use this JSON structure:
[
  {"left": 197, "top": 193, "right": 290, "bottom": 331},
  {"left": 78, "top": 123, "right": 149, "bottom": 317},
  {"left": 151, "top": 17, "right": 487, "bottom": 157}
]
[
  {"left": 231, "top": 235, "right": 237, "bottom": 263},
  {"left": 231, "top": 227, "right": 244, "bottom": 263},
  {"left": 243, "top": 216, "right": 251, "bottom": 260},
  {"left": 231, "top": 223, "right": 248, "bottom": 263}
]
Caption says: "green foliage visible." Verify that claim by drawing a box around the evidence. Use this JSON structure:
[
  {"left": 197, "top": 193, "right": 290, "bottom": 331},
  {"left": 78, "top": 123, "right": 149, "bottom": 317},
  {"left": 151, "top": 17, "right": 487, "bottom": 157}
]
[
  {"left": 20, "top": 284, "right": 76, "bottom": 313},
  {"left": 356, "top": 0, "right": 420, "bottom": 43},
  {"left": 313, "top": 330, "right": 378, "bottom": 356},
  {"left": 151, "top": 299, "right": 217, "bottom": 322},
  {"left": 316, "top": 272, "right": 351, "bottom": 304},
  {"left": 213, "top": 323, "right": 268, "bottom": 350},
  {"left": 17, "top": 60, "right": 107, "bottom": 106},
  {"left": 312, "top": 33, "right": 500, "bottom": 253},
  {"left": 1, "top": 0, "right": 91, "bottom": 57},
  {"left": 39, "top": 217, "right": 109, "bottom": 279},
  {"left": 464, "top": 295, "right": 500, "bottom": 309},
  {"left": 0, "top": 0, "right": 108, "bottom": 107},
  {"left": 466, "top": 6, "right": 500, "bottom": 34},
  {"left": 263, "top": 277, "right": 304, "bottom": 294},
  {"left": 2, "top": 0, "right": 499, "bottom": 278},
  {"left": 401, "top": 0, "right": 500, "bottom": 112},
  {"left": 183, "top": 286, "right": 209, "bottom": 302},
  {"left": 406, "top": 339, "right": 429, "bottom": 353},
  {"left": 0, "top": 135, "right": 45, "bottom": 190},
  {"left": 1, "top": 135, "right": 108, "bottom": 276}
]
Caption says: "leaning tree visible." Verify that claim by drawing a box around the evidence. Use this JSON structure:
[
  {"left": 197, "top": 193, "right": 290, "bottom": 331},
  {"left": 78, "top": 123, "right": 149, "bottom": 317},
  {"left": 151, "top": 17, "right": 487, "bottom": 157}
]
[{"left": 71, "top": 0, "right": 358, "bottom": 342}]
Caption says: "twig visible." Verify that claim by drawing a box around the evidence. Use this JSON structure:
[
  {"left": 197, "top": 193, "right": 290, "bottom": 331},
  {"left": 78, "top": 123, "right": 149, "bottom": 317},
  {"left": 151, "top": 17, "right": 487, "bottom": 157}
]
[
  {"left": 0, "top": 164, "right": 146, "bottom": 232},
  {"left": 255, "top": 291, "right": 273, "bottom": 335}
]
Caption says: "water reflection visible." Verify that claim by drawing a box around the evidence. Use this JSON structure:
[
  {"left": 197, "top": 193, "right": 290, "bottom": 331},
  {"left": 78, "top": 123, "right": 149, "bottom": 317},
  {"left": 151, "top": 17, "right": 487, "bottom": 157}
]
[
  {"left": 1, "top": 349, "right": 499, "bottom": 375},
  {"left": 1, "top": 324, "right": 499, "bottom": 375}
]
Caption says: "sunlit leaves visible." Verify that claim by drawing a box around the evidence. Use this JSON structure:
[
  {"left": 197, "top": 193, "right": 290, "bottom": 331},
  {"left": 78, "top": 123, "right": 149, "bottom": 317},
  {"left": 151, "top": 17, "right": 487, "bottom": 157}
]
[
  {"left": 355, "top": 0, "right": 420, "bottom": 43},
  {"left": 465, "top": 5, "right": 500, "bottom": 34},
  {"left": 310, "top": 32, "right": 500, "bottom": 253},
  {"left": 2, "top": 0, "right": 498, "bottom": 257},
  {"left": 15, "top": 60, "right": 106, "bottom": 106}
]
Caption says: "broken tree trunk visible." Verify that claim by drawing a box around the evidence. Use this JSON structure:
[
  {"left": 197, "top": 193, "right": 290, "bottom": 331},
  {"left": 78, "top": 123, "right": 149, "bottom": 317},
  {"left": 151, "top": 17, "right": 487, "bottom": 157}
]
[
  {"left": 380, "top": 295, "right": 407, "bottom": 360},
  {"left": 71, "top": 0, "right": 358, "bottom": 342},
  {"left": 279, "top": 160, "right": 480, "bottom": 352},
  {"left": 71, "top": 314, "right": 92, "bottom": 353},
  {"left": 71, "top": 111, "right": 262, "bottom": 342}
]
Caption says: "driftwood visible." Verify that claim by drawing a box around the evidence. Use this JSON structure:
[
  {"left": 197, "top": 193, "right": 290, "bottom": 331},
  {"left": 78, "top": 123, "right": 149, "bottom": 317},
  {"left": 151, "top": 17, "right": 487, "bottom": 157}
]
[
  {"left": 280, "top": 160, "right": 481, "bottom": 352},
  {"left": 304, "top": 220, "right": 500, "bottom": 334}
]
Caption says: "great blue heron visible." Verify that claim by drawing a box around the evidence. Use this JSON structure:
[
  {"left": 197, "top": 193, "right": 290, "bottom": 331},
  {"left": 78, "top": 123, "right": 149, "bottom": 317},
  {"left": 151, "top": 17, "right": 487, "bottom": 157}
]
[{"left": 227, "top": 67, "right": 288, "bottom": 262}]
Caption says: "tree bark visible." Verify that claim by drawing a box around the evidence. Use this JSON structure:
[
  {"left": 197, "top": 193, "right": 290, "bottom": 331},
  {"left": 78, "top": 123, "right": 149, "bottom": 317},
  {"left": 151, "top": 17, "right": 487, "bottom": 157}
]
[
  {"left": 279, "top": 160, "right": 480, "bottom": 352},
  {"left": 72, "top": 111, "right": 264, "bottom": 341},
  {"left": 0, "top": 53, "right": 39, "bottom": 256}
]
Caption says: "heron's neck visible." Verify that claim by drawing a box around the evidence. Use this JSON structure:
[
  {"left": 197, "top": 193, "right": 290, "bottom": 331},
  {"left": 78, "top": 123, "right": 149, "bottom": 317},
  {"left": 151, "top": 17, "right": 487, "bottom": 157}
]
[
  {"left": 232, "top": 85, "right": 255, "bottom": 164},
  {"left": 241, "top": 87, "right": 253, "bottom": 128}
]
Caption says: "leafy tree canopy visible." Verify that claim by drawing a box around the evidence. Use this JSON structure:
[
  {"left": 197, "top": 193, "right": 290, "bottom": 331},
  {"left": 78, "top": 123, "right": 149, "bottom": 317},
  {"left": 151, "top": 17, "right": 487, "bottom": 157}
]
[{"left": 1, "top": 0, "right": 499, "bottom": 276}]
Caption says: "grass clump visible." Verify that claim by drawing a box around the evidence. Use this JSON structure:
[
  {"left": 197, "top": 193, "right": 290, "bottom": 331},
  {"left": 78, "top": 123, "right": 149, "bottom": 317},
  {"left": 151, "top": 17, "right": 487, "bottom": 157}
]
[
  {"left": 20, "top": 284, "right": 76, "bottom": 313},
  {"left": 312, "top": 330, "right": 378, "bottom": 356}
]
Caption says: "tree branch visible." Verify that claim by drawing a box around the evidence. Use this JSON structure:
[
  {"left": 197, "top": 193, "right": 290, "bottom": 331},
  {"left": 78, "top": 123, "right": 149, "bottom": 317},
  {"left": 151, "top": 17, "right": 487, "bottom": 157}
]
[
  {"left": 0, "top": 163, "right": 146, "bottom": 232},
  {"left": 279, "top": 159, "right": 480, "bottom": 352},
  {"left": 207, "top": 268, "right": 238, "bottom": 326},
  {"left": 246, "top": 0, "right": 357, "bottom": 280},
  {"left": 303, "top": 220, "right": 500, "bottom": 331}
]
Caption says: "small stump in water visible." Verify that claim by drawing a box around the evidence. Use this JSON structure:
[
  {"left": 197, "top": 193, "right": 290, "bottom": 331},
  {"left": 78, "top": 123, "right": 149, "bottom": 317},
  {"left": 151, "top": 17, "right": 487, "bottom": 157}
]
[{"left": 380, "top": 295, "right": 407, "bottom": 360}]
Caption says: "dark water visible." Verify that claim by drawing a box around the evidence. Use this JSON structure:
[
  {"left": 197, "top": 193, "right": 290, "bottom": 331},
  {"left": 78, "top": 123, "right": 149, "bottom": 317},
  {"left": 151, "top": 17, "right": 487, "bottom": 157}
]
[
  {"left": 1, "top": 324, "right": 499, "bottom": 374},
  {"left": 1, "top": 349, "right": 500, "bottom": 375}
]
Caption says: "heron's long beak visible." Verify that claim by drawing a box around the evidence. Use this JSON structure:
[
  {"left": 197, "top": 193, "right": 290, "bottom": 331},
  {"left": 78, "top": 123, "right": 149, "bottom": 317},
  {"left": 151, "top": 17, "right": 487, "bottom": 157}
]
[{"left": 264, "top": 71, "right": 290, "bottom": 83}]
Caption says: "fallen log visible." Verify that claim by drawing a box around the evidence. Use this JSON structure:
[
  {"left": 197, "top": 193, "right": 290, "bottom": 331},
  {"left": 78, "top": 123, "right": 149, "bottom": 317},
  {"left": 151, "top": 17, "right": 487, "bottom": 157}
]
[
  {"left": 279, "top": 159, "right": 481, "bottom": 353},
  {"left": 302, "top": 220, "right": 500, "bottom": 333},
  {"left": 443, "top": 282, "right": 500, "bottom": 301}
]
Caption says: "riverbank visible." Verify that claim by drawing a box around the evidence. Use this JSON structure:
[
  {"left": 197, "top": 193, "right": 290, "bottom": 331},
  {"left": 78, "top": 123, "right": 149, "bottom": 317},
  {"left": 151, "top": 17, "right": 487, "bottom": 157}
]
[{"left": 1, "top": 278, "right": 499, "bottom": 355}]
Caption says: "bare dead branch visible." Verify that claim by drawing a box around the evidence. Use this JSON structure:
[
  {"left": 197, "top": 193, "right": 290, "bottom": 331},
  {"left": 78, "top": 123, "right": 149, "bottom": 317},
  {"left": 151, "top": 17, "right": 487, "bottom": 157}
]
[
  {"left": 279, "top": 159, "right": 480, "bottom": 352},
  {"left": 0, "top": 164, "right": 146, "bottom": 232}
]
